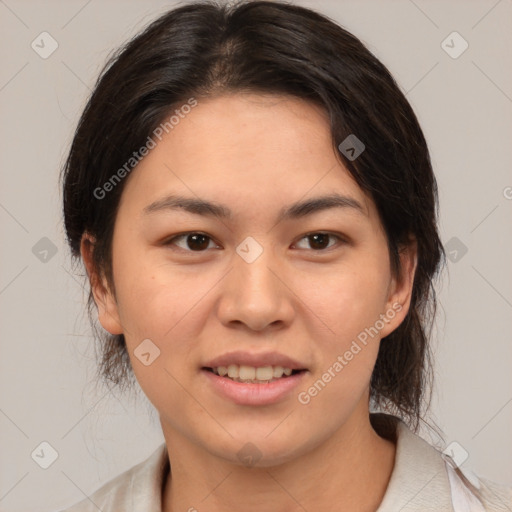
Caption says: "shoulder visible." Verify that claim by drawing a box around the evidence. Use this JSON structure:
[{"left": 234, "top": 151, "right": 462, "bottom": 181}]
[
  {"left": 57, "top": 443, "right": 169, "bottom": 512},
  {"left": 372, "top": 413, "right": 512, "bottom": 512}
]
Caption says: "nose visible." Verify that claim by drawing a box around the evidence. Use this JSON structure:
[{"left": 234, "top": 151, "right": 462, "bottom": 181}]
[{"left": 216, "top": 243, "right": 295, "bottom": 332}]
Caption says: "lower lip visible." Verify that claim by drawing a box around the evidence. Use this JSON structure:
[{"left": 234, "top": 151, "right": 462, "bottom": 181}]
[{"left": 201, "top": 369, "right": 307, "bottom": 406}]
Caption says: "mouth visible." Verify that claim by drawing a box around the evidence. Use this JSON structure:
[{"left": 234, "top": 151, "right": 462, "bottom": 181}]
[
  {"left": 201, "top": 365, "right": 308, "bottom": 405},
  {"left": 202, "top": 365, "right": 306, "bottom": 384}
]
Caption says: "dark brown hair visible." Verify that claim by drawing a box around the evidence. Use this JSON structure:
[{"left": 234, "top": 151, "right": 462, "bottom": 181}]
[{"left": 61, "top": 0, "right": 445, "bottom": 432}]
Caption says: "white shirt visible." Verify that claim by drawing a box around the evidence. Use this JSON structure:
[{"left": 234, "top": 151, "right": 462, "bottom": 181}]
[{"left": 58, "top": 414, "right": 511, "bottom": 511}]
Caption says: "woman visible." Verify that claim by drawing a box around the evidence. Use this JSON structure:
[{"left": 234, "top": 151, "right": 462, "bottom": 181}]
[{"left": 59, "top": 1, "right": 511, "bottom": 510}]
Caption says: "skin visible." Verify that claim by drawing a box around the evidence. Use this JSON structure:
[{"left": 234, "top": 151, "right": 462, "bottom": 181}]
[{"left": 82, "top": 93, "right": 417, "bottom": 511}]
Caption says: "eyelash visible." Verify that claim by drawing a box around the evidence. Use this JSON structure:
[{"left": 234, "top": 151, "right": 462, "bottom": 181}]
[{"left": 163, "top": 231, "right": 346, "bottom": 253}]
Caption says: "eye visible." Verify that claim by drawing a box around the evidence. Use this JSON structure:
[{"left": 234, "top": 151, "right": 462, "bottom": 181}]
[
  {"left": 293, "top": 232, "right": 344, "bottom": 251},
  {"left": 164, "top": 232, "right": 219, "bottom": 252},
  {"left": 163, "top": 231, "right": 345, "bottom": 253}
]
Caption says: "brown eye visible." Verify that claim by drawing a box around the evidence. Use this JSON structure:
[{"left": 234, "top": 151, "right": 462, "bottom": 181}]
[
  {"left": 294, "top": 232, "right": 342, "bottom": 251},
  {"left": 166, "top": 232, "right": 216, "bottom": 252},
  {"left": 307, "top": 233, "right": 331, "bottom": 250}
]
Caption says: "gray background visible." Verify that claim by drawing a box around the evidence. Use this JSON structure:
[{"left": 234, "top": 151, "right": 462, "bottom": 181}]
[{"left": 0, "top": 0, "right": 511, "bottom": 510}]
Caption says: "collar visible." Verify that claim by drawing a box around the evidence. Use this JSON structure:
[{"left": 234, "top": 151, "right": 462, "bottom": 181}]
[
  {"left": 372, "top": 413, "right": 454, "bottom": 511},
  {"left": 67, "top": 413, "right": 456, "bottom": 511}
]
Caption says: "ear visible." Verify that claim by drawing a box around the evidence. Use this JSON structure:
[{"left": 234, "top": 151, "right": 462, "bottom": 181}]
[
  {"left": 379, "top": 238, "right": 418, "bottom": 338},
  {"left": 80, "top": 233, "right": 123, "bottom": 335}
]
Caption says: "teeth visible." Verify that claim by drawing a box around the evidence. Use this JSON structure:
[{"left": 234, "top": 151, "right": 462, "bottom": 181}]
[
  {"left": 273, "top": 366, "right": 284, "bottom": 378},
  {"left": 256, "top": 366, "right": 274, "bottom": 380},
  {"left": 212, "top": 364, "right": 297, "bottom": 382},
  {"left": 227, "top": 364, "right": 238, "bottom": 378},
  {"left": 239, "top": 365, "right": 256, "bottom": 380}
]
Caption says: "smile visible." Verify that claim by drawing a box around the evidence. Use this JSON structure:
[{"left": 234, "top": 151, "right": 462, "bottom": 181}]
[{"left": 201, "top": 366, "right": 308, "bottom": 405}]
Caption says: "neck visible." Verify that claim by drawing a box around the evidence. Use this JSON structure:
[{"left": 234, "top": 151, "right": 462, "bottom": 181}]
[{"left": 161, "top": 407, "right": 396, "bottom": 512}]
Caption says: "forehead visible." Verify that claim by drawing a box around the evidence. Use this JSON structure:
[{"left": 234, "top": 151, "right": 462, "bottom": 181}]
[{"left": 118, "top": 93, "right": 375, "bottom": 221}]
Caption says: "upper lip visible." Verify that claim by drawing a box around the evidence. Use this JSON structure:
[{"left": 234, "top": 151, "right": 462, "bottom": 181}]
[{"left": 203, "top": 351, "right": 307, "bottom": 370}]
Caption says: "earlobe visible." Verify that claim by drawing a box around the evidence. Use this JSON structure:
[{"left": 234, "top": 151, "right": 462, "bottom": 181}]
[
  {"left": 80, "top": 234, "right": 123, "bottom": 335},
  {"left": 381, "top": 239, "right": 418, "bottom": 338}
]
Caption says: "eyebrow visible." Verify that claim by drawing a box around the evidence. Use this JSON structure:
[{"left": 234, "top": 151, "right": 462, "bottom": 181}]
[{"left": 142, "top": 192, "right": 366, "bottom": 221}]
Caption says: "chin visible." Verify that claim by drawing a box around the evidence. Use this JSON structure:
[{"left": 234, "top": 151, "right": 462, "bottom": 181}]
[{"left": 211, "top": 431, "right": 313, "bottom": 469}]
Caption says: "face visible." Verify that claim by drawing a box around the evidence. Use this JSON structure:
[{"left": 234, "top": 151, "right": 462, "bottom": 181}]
[{"left": 83, "top": 93, "right": 416, "bottom": 467}]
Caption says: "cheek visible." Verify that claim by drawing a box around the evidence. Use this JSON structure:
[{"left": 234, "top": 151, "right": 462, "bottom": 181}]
[
  {"left": 293, "top": 254, "right": 391, "bottom": 405},
  {"left": 292, "top": 264, "right": 388, "bottom": 424},
  {"left": 111, "top": 253, "right": 218, "bottom": 378},
  {"left": 112, "top": 258, "right": 205, "bottom": 412},
  {"left": 115, "top": 270, "right": 195, "bottom": 340},
  {"left": 297, "top": 257, "right": 391, "bottom": 343}
]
